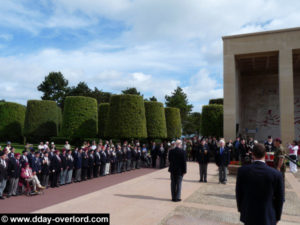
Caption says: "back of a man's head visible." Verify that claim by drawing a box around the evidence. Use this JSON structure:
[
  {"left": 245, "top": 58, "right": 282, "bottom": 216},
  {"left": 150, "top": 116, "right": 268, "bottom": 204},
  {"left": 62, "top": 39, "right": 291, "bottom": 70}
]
[
  {"left": 252, "top": 143, "right": 266, "bottom": 159},
  {"left": 175, "top": 140, "right": 182, "bottom": 148}
]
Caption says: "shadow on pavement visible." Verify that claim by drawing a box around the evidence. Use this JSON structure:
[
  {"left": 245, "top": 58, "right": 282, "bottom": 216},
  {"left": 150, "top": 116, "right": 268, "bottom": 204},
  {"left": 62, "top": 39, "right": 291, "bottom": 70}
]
[{"left": 114, "top": 194, "right": 171, "bottom": 202}]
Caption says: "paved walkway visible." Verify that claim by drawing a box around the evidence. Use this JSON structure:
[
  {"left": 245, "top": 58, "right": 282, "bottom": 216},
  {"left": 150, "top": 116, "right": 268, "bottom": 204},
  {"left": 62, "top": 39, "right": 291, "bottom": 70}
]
[{"left": 33, "top": 162, "right": 300, "bottom": 225}]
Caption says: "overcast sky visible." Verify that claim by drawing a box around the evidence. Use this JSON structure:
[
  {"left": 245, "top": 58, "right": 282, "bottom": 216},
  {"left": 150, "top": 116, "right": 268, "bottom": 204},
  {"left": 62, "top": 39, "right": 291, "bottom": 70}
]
[{"left": 0, "top": 0, "right": 299, "bottom": 112}]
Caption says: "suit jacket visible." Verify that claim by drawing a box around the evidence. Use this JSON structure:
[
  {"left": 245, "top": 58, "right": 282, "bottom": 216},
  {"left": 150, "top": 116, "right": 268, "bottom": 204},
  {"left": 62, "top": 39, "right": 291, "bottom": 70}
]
[
  {"left": 94, "top": 151, "right": 101, "bottom": 165},
  {"left": 31, "top": 156, "right": 42, "bottom": 173},
  {"left": 50, "top": 155, "right": 62, "bottom": 172},
  {"left": 73, "top": 151, "right": 82, "bottom": 169},
  {"left": 197, "top": 144, "right": 210, "bottom": 164},
  {"left": 7, "top": 157, "right": 21, "bottom": 178},
  {"left": 215, "top": 147, "right": 230, "bottom": 167},
  {"left": 236, "top": 161, "right": 284, "bottom": 225},
  {"left": 168, "top": 147, "right": 187, "bottom": 176},
  {"left": 81, "top": 152, "right": 88, "bottom": 168}
]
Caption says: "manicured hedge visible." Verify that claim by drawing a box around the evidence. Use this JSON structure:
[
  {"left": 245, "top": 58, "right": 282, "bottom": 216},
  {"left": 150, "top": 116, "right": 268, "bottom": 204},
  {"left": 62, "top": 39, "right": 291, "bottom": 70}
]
[
  {"left": 24, "top": 100, "right": 59, "bottom": 141},
  {"left": 57, "top": 106, "right": 62, "bottom": 133},
  {"left": 165, "top": 107, "right": 182, "bottom": 139},
  {"left": 201, "top": 104, "right": 223, "bottom": 137},
  {"left": 61, "top": 96, "right": 98, "bottom": 138},
  {"left": 98, "top": 103, "right": 110, "bottom": 138},
  {"left": 106, "top": 94, "right": 147, "bottom": 139},
  {"left": 0, "top": 102, "right": 26, "bottom": 142},
  {"left": 144, "top": 101, "right": 167, "bottom": 139},
  {"left": 209, "top": 98, "right": 223, "bottom": 105}
]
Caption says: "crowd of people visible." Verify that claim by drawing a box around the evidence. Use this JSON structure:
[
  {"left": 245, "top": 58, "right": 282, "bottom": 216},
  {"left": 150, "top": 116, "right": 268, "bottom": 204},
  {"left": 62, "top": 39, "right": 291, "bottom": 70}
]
[{"left": 0, "top": 140, "right": 173, "bottom": 199}]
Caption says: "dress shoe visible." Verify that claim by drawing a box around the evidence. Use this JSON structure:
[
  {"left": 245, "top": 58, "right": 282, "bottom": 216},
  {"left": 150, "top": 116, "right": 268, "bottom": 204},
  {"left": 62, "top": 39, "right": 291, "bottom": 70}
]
[
  {"left": 176, "top": 199, "right": 182, "bottom": 202},
  {"left": 204, "top": 180, "right": 207, "bottom": 183},
  {"left": 6, "top": 195, "right": 11, "bottom": 198},
  {"left": 171, "top": 199, "right": 176, "bottom": 202},
  {"left": 0, "top": 196, "right": 5, "bottom": 199},
  {"left": 199, "top": 180, "right": 203, "bottom": 182}
]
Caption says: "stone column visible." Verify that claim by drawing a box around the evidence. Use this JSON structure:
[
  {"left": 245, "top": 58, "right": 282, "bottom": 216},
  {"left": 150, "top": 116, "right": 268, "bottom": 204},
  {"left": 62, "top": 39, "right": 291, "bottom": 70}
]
[
  {"left": 224, "top": 54, "right": 236, "bottom": 141},
  {"left": 279, "top": 49, "right": 294, "bottom": 147}
]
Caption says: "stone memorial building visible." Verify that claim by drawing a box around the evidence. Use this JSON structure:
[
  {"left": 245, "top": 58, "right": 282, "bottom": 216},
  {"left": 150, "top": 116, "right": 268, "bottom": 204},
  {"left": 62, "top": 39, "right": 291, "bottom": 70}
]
[{"left": 223, "top": 27, "right": 300, "bottom": 145}]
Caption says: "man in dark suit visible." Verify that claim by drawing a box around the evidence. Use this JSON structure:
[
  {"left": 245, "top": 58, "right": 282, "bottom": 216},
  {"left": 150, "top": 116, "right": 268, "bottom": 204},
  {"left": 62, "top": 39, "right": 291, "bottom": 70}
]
[
  {"left": 168, "top": 140, "right": 187, "bottom": 202},
  {"left": 197, "top": 139, "right": 210, "bottom": 182},
  {"left": 215, "top": 140, "right": 230, "bottom": 184},
  {"left": 0, "top": 151, "right": 8, "bottom": 199},
  {"left": 151, "top": 142, "right": 158, "bottom": 168},
  {"left": 236, "top": 143, "right": 284, "bottom": 225},
  {"left": 50, "top": 150, "right": 62, "bottom": 188},
  {"left": 7, "top": 153, "right": 21, "bottom": 197}
]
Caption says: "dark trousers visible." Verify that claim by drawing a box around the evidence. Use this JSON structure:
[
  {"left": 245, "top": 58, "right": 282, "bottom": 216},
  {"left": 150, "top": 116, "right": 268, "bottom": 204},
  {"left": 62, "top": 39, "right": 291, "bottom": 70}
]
[
  {"left": 51, "top": 171, "right": 59, "bottom": 187},
  {"left": 199, "top": 163, "right": 208, "bottom": 181},
  {"left": 81, "top": 167, "right": 87, "bottom": 180},
  {"left": 170, "top": 173, "right": 183, "bottom": 200},
  {"left": 93, "top": 165, "right": 100, "bottom": 177},
  {"left": 111, "top": 162, "right": 116, "bottom": 174},
  {"left": 87, "top": 166, "right": 93, "bottom": 179},
  {"left": 117, "top": 161, "right": 122, "bottom": 173},
  {"left": 152, "top": 156, "right": 157, "bottom": 168},
  {"left": 100, "top": 164, "right": 106, "bottom": 176},
  {"left": 160, "top": 156, "right": 165, "bottom": 168}
]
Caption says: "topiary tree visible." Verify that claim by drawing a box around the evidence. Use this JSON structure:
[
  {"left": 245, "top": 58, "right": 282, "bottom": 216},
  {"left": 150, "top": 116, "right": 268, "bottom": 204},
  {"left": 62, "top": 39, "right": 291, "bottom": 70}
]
[
  {"left": 0, "top": 102, "right": 26, "bottom": 142},
  {"left": 57, "top": 106, "right": 62, "bottom": 134},
  {"left": 209, "top": 98, "right": 223, "bottom": 105},
  {"left": 165, "top": 107, "right": 182, "bottom": 139},
  {"left": 24, "top": 100, "right": 59, "bottom": 141},
  {"left": 98, "top": 103, "right": 110, "bottom": 138},
  {"left": 144, "top": 101, "right": 167, "bottom": 139},
  {"left": 201, "top": 104, "right": 223, "bottom": 137},
  {"left": 61, "top": 96, "right": 98, "bottom": 139},
  {"left": 106, "top": 94, "right": 147, "bottom": 139}
]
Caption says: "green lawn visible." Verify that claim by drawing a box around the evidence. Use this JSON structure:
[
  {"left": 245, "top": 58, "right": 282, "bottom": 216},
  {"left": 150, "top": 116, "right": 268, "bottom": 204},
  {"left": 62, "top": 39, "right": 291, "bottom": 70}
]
[{"left": 0, "top": 142, "right": 71, "bottom": 153}]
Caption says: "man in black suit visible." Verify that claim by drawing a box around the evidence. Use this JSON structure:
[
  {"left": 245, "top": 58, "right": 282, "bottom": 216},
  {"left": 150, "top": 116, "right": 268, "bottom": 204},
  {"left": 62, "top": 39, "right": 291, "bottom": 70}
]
[
  {"left": 7, "top": 153, "right": 21, "bottom": 197},
  {"left": 168, "top": 140, "right": 187, "bottom": 202},
  {"left": 0, "top": 151, "right": 8, "bottom": 199},
  {"left": 215, "top": 140, "right": 230, "bottom": 184},
  {"left": 197, "top": 139, "right": 210, "bottom": 182},
  {"left": 236, "top": 143, "right": 284, "bottom": 225},
  {"left": 50, "top": 150, "right": 62, "bottom": 188},
  {"left": 151, "top": 142, "right": 158, "bottom": 168}
]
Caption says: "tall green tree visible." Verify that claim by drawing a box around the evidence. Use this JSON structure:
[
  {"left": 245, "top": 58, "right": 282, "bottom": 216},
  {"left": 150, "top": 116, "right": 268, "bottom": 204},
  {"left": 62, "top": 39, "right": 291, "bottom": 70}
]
[
  {"left": 149, "top": 96, "right": 157, "bottom": 102},
  {"left": 183, "top": 112, "right": 201, "bottom": 135},
  {"left": 121, "top": 87, "right": 141, "bottom": 95},
  {"left": 37, "top": 72, "right": 69, "bottom": 106},
  {"left": 67, "top": 82, "right": 92, "bottom": 96},
  {"left": 165, "top": 87, "right": 193, "bottom": 132},
  {"left": 90, "top": 88, "right": 111, "bottom": 104}
]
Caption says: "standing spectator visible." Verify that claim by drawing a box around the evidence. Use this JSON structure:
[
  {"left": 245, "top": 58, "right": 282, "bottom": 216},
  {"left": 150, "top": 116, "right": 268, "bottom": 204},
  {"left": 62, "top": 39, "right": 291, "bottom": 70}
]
[
  {"left": 7, "top": 153, "right": 21, "bottom": 197},
  {"left": 122, "top": 145, "right": 127, "bottom": 172},
  {"left": 66, "top": 150, "right": 74, "bottom": 184},
  {"left": 59, "top": 150, "right": 67, "bottom": 185},
  {"left": 88, "top": 149, "right": 94, "bottom": 179},
  {"left": 197, "top": 139, "right": 210, "bottom": 183},
  {"left": 100, "top": 147, "right": 107, "bottom": 176},
  {"left": 236, "top": 143, "right": 284, "bottom": 225},
  {"left": 239, "top": 139, "right": 249, "bottom": 165},
  {"left": 32, "top": 152, "right": 42, "bottom": 181},
  {"left": 38, "top": 142, "right": 44, "bottom": 151},
  {"left": 191, "top": 137, "right": 198, "bottom": 161},
  {"left": 288, "top": 141, "right": 298, "bottom": 174},
  {"left": 94, "top": 147, "right": 101, "bottom": 177},
  {"left": 64, "top": 141, "right": 71, "bottom": 150},
  {"left": 116, "top": 145, "right": 123, "bottom": 173},
  {"left": 274, "top": 138, "right": 286, "bottom": 184},
  {"left": 41, "top": 151, "right": 50, "bottom": 188},
  {"left": 81, "top": 149, "right": 88, "bottom": 181},
  {"left": 111, "top": 146, "right": 117, "bottom": 174},
  {"left": 158, "top": 143, "right": 165, "bottom": 169},
  {"left": 168, "top": 140, "right": 187, "bottom": 202},
  {"left": 136, "top": 147, "right": 142, "bottom": 169},
  {"left": 215, "top": 140, "right": 230, "bottom": 184},
  {"left": 126, "top": 145, "right": 132, "bottom": 171},
  {"left": 73, "top": 148, "right": 82, "bottom": 182},
  {"left": 151, "top": 142, "right": 158, "bottom": 168},
  {"left": 20, "top": 150, "right": 29, "bottom": 168},
  {"left": 50, "top": 150, "right": 61, "bottom": 188},
  {"left": 105, "top": 146, "right": 111, "bottom": 175},
  {"left": 8, "top": 147, "right": 15, "bottom": 159},
  {"left": 265, "top": 136, "right": 275, "bottom": 152},
  {"left": 226, "top": 140, "right": 234, "bottom": 161},
  {"left": 131, "top": 146, "right": 137, "bottom": 170},
  {"left": 233, "top": 137, "right": 240, "bottom": 161}
]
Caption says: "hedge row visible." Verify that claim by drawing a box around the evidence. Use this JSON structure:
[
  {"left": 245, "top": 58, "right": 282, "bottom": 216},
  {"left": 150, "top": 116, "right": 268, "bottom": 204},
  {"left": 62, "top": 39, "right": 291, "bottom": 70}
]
[
  {"left": 98, "top": 103, "right": 110, "bottom": 138},
  {"left": 24, "top": 100, "right": 59, "bottom": 142},
  {"left": 209, "top": 98, "right": 223, "bottom": 105},
  {"left": 165, "top": 107, "right": 182, "bottom": 139},
  {"left": 106, "top": 95, "right": 147, "bottom": 139},
  {"left": 144, "top": 101, "right": 167, "bottom": 139},
  {"left": 61, "top": 96, "right": 98, "bottom": 139},
  {"left": 0, "top": 102, "right": 26, "bottom": 142},
  {"left": 2, "top": 95, "right": 183, "bottom": 142},
  {"left": 201, "top": 104, "right": 223, "bottom": 137}
]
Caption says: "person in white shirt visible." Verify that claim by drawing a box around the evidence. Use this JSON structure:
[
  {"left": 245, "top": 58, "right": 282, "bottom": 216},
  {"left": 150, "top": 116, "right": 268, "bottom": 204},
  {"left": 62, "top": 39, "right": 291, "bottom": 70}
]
[
  {"left": 38, "top": 142, "right": 44, "bottom": 151},
  {"left": 288, "top": 141, "right": 298, "bottom": 173},
  {"left": 64, "top": 141, "right": 71, "bottom": 150}
]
